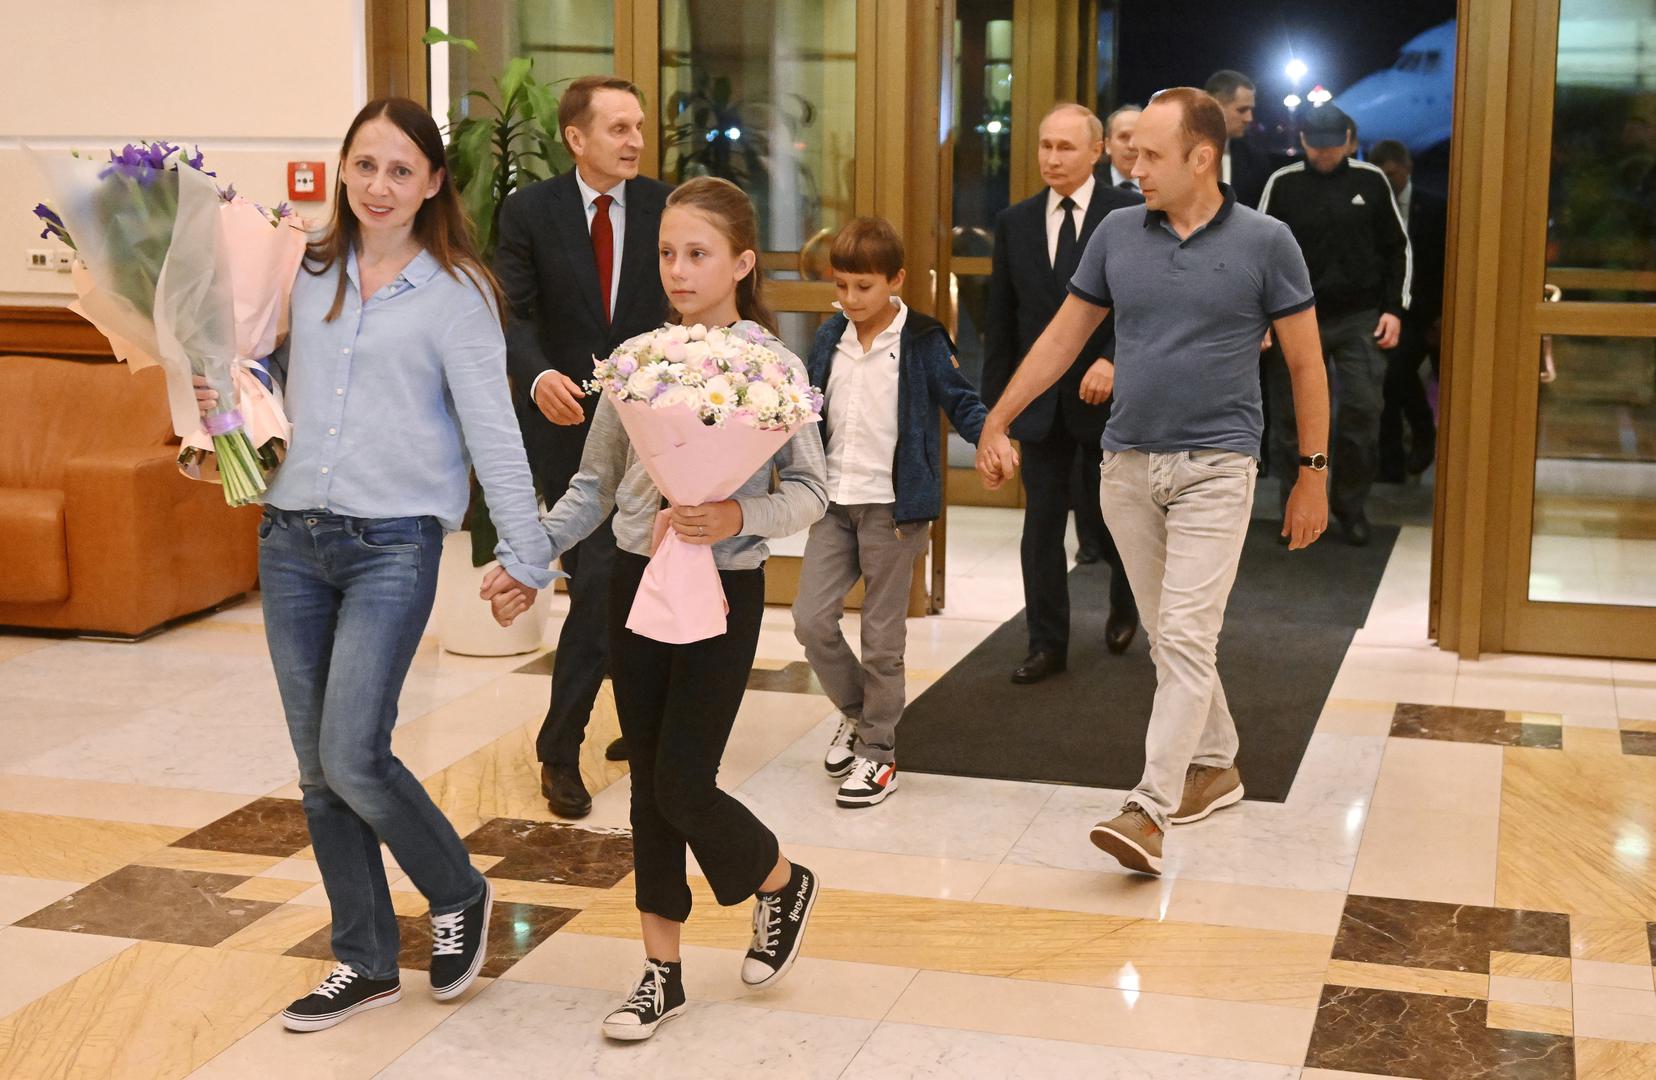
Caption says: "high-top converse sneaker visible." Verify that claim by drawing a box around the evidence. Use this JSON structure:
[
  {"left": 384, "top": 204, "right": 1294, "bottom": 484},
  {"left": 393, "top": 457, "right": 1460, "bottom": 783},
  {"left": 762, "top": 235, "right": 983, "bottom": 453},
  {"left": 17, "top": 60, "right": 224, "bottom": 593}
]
[
  {"left": 281, "top": 963, "right": 401, "bottom": 1032},
  {"left": 741, "top": 862, "right": 819, "bottom": 987},
  {"left": 835, "top": 756, "right": 898, "bottom": 808},
  {"left": 823, "top": 715, "right": 857, "bottom": 778},
  {"left": 429, "top": 878, "right": 492, "bottom": 1001},
  {"left": 601, "top": 959, "right": 686, "bottom": 1041}
]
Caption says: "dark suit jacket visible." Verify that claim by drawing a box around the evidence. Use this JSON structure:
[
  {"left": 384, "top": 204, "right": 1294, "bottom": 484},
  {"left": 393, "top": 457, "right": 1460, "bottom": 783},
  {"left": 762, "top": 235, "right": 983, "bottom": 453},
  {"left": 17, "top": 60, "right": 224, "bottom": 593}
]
[
  {"left": 982, "top": 182, "right": 1143, "bottom": 445},
  {"left": 495, "top": 171, "right": 673, "bottom": 495},
  {"left": 1404, "top": 185, "right": 1447, "bottom": 324},
  {"left": 1228, "top": 138, "right": 1274, "bottom": 210}
]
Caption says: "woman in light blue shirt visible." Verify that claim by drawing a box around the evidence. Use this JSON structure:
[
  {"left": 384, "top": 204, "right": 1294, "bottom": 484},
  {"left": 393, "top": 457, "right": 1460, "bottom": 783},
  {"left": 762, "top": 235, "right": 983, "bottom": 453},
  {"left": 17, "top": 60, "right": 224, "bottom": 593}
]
[{"left": 201, "top": 98, "right": 552, "bottom": 1031}]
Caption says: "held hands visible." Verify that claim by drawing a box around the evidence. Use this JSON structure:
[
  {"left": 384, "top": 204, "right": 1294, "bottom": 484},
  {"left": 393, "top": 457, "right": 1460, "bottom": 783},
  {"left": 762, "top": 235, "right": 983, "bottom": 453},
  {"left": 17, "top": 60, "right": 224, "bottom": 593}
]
[
  {"left": 1282, "top": 471, "right": 1331, "bottom": 551},
  {"left": 974, "top": 425, "right": 1020, "bottom": 490},
  {"left": 1373, "top": 314, "right": 1402, "bottom": 351},
  {"left": 1078, "top": 358, "right": 1115, "bottom": 405},
  {"left": 669, "top": 500, "right": 742, "bottom": 545},
  {"left": 534, "top": 370, "right": 587, "bottom": 426},
  {"left": 479, "top": 565, "right": 538, "bottom": 627}
]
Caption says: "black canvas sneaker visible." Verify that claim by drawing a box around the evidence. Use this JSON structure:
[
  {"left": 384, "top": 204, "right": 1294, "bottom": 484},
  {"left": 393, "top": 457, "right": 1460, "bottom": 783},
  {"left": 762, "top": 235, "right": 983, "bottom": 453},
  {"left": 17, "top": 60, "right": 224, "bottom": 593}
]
[
  {"left": 740, "top": 862, "right": 819, "bottom": 987},
  {"left": 281, "top": 963, "right": 401, "bottom": 1032},
  {"left": 601, "top": 959, "right": 687, "bottom": 1040},
  {"left": 429, "top": 877, "right": 492, "bottom": 1001}
]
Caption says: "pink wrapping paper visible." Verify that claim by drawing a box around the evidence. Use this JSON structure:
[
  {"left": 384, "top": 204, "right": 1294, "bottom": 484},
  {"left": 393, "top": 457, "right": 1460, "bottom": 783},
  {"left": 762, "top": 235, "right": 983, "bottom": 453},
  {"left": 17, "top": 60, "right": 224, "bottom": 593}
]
[{"left": 611, "top": 399, "right": 793, "bottom": 644}]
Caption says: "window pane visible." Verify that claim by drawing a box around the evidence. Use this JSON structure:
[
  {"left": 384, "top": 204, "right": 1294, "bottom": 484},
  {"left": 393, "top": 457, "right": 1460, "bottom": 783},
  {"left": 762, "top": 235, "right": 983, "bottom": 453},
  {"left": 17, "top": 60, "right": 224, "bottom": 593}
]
[
  {"left": 660, "top": 0, "right": 858, "bottom": 253},
  {"left": 1529, "top": 334, "right": 1656, "bottom": 606},
  {"left": 952, "top": 4, "right": 1014, "bottom": 237},
  {"left": 1544, "top": 0, "right": 1656, "bottom": 302},
  {"left": 437, "top": 3, "right": 616, "bottom": 124}
]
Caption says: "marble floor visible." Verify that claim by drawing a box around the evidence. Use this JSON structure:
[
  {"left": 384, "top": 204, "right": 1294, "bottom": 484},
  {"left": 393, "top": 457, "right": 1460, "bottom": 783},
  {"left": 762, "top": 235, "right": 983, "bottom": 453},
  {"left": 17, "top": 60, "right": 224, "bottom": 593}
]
[{"left": 3, "top": 500, "right": 1656, "bottom": 1079}]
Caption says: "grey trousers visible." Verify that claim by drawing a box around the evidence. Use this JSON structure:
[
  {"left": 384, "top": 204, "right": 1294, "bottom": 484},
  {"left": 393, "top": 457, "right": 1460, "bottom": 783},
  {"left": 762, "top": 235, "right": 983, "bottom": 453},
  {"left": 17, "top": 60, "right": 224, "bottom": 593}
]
[
  {"left": 1098, "top": 449, "right": 1256, "bottom": 828},
  {"left": 1267, "top": 307, "right": 1387, "bottom": 520},
  {"left": 792, "top": 504, "right": 931, "bottom": 764}
]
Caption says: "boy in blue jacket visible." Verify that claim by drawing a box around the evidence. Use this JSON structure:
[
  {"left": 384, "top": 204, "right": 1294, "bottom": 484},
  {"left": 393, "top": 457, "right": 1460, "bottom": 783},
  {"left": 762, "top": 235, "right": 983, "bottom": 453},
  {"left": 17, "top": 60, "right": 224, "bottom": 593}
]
[{"left": 793, "top": 217, "right": 989, "bottom": 808}]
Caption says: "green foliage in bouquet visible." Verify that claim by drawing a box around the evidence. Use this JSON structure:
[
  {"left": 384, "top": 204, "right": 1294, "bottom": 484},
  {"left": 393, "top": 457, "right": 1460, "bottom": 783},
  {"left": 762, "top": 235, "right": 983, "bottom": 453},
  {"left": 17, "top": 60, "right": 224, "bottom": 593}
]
[{"left": 424, "top": 27, "right": 567, "bottom": 566}]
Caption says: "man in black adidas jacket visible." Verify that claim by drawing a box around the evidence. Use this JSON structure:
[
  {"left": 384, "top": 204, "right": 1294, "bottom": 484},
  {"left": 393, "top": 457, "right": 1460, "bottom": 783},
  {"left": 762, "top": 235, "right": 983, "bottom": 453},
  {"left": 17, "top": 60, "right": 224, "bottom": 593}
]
[{"left": 1258, "top": 105, "right": 1411, "bottom": 546}]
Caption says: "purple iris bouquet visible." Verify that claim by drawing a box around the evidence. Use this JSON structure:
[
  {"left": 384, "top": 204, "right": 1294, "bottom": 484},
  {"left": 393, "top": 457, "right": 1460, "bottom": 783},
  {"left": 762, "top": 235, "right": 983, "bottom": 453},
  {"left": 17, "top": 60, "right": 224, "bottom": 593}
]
[{"left": 31, "top": 142, "right": 306, "bottom": 506}]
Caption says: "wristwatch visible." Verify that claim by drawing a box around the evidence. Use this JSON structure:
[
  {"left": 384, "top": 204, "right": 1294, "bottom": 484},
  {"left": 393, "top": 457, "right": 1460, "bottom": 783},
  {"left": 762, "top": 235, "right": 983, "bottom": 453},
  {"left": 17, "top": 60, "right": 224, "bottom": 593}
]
[{"left": 1298, "top": 453, "right": 1329, "bottom": 471}]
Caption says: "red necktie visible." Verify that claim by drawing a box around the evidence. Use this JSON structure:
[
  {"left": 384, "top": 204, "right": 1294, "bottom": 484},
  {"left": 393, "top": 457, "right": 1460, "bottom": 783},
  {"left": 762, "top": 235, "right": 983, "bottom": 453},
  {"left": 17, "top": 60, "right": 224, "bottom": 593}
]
[{"left": 591, "top": 193, "right": 614, "bottom": 323}]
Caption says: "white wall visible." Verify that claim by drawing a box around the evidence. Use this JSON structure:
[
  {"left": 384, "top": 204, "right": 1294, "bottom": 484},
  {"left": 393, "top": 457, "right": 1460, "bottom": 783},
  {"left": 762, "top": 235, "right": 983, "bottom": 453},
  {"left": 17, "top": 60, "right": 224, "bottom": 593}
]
[{"left": 0, "top": 0, "right": 368, "bottom": 304}]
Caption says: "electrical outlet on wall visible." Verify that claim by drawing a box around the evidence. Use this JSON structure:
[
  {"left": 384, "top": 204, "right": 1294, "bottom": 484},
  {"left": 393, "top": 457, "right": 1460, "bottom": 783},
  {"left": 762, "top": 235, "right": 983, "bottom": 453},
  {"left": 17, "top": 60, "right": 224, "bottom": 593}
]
[
  {"left": 26, "top": 249, "right": 53, "bottom": 271},
  {"left": 52, "top": 249, "right": 73, "bottom": 272}
]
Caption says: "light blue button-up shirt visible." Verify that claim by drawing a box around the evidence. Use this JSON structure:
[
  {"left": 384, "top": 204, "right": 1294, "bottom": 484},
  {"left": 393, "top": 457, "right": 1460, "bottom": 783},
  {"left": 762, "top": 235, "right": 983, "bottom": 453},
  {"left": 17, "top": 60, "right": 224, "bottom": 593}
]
[{"left": 262, "top": 247, "right": 554, "bottom": 589}]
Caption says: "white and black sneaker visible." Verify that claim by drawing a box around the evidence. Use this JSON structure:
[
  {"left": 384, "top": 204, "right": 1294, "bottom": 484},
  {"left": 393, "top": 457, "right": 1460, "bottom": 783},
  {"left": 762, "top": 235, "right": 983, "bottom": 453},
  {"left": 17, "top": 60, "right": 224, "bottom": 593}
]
[
  {"left": 741, "top": 862, "right": 819, "bottom": 987},
  {"left": 281, "top": 963, "right": 401, "bottom": 1032},
  {"left": 429, "top": 877, "right": 492, "bottom": 1001},
  {"left": 601, "top": 958, "right": 686, "bottom": 1041},
  {"left": 823, "top": 715, "right": 857, "bottom": 778},
  {"left": 835, "top": 757, "right": 898, "bottom": 808}
]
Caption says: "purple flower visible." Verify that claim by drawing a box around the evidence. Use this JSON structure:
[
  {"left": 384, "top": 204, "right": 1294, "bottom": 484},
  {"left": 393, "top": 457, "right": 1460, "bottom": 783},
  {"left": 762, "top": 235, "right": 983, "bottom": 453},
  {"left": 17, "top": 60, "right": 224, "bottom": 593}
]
[
  {"left": 183, "top": 144, "right": 216, "bottom": 175},
  {"left": 33, "top": 203, "right": 70, "bottom": 244},
  {"left": 273, "top": 201, "right": 294, "bottom": 219},
  {"left": 615, "top": 356, "right": 638, "bottom": 377}
]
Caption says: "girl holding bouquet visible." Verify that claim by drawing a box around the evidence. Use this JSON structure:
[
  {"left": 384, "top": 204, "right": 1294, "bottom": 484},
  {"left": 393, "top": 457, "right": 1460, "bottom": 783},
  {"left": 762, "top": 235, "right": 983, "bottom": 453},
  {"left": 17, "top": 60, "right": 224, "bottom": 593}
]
[
  {"left": 198, "top": 99, "right": 554, "bottom": 1031},
  {"left": 485, "top": 177, "right": 829, "bottom": 1042}
]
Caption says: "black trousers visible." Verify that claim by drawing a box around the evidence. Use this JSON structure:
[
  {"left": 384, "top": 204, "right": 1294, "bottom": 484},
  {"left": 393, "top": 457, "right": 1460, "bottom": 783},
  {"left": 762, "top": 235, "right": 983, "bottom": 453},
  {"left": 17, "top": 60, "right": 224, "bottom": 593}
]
[
  {"left": 610, "top": 551, "right": 778, "bottom": 923},
  {"left": 535, "top": 513, "right": 618, "bottom": 766},
  {"left": 1379, "top": 316, "right": 1437, "bottom": 477},
  {"left": 1019, "top": 414, "right": 1134, "bottom": 660}
]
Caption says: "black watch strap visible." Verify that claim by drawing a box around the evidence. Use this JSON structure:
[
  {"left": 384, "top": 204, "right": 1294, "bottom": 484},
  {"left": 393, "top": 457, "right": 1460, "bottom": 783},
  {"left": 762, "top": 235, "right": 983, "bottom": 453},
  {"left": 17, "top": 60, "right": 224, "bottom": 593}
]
[{"left": 1299, "top": 453, "right": 1329, "bottom": 470}]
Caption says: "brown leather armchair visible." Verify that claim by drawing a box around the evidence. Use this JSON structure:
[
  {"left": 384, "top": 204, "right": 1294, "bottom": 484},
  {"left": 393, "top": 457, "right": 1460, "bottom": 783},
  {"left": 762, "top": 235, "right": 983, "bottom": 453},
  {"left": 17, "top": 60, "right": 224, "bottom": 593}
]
[{"left": 0, "top": 355, "right": 259, "bottom": 637}]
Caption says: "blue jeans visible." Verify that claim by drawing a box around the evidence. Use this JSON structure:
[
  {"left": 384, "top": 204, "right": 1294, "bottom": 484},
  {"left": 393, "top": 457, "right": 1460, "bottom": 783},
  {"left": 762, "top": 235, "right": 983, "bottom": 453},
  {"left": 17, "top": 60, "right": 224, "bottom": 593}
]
[{"left": 259, "top": 509, "right": 486, "bottom": 980}]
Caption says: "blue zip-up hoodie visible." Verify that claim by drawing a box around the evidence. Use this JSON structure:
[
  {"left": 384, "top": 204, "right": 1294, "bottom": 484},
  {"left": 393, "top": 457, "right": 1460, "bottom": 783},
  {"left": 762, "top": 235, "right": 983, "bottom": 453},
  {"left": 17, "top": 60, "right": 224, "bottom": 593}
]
[{"left": 807, "top": 308, "right": 988, "bottom": 525}]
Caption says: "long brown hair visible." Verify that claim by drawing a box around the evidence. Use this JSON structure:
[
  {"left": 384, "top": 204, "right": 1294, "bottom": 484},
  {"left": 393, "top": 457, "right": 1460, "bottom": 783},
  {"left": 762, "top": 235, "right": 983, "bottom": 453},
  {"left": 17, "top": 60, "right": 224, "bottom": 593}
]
[
  {"left": 664, "top": 177, "right": 778, "bottom": 336},
  {"left": 306, "top": 97, "right": 504, "bottom": 323}
]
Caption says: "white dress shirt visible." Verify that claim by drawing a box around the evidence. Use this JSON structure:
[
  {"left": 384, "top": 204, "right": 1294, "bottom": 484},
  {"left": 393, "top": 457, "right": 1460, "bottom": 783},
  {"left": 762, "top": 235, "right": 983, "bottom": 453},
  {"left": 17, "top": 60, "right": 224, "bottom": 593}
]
[
  {"left": 1222, "top": 144, "right": 1233, "bottom": 185},
  {"left": 531, "top": 169, "right": 628, "bottom": 401},
  {"left": 1109, "top": 164, "right": 1137, "bottom": 191},
  {"left": 1046, "top": 173, "right": 1096, "bottom": 267},
  {"left": 825, "top": 300, "right": 908, "bottom": 505}
]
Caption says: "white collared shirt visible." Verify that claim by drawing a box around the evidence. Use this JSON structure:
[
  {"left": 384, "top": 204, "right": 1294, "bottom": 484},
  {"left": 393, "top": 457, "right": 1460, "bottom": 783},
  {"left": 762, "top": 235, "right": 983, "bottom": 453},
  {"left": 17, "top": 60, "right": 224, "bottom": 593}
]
[
  {"left": 1110, "top": 164, "right": 1138, "bottom": 192},
  {"left": 825, "top": 300, "right": 908, "bottom": 505},
  {"left": 1222, "top": 144, "right": 1233, "bottom": 185},
  {"left": 574, "top": 167, "right": 626, "bottom": 305},
  {"left": 1395, "top": 179, "right": 1413, "bottom": 231},
  {"left": 532, "top": 169, "right": 629, "bottom": 401},
  {"left": 1046, "top": 173, "right": 1096, "bottom": 267}
]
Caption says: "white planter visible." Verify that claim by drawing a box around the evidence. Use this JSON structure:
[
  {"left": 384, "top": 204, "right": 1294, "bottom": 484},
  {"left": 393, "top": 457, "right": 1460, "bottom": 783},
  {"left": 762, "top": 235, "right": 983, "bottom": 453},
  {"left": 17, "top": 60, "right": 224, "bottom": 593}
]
[{"left": 434, "top": 531, "right": 551, "bottom": 656}]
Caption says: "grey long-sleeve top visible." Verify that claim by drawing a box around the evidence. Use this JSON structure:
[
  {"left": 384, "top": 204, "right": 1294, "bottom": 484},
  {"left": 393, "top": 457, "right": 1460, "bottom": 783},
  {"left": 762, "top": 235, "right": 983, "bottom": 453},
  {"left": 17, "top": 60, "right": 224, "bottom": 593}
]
[{"left": 540, "top": 321, "right": 829, "bottom": 569}]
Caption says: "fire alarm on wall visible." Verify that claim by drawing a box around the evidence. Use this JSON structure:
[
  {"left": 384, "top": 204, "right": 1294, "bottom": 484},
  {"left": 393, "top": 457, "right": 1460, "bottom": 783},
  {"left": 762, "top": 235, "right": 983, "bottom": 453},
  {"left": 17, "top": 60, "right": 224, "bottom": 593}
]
[{"left": 288, "top": 161, "right": 327, "bottom": 201}]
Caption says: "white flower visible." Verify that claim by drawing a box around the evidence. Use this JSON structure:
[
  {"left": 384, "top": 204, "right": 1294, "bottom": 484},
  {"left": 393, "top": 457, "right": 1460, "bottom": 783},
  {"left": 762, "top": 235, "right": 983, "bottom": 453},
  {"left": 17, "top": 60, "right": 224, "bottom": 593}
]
[
  {"left": 683, "top": 339, "right": 711, "bottom": 366},
  {"left": 744, "top": 380, "right": 781, "bottom": 413},
  {"left": 701, "top": 375, "right": 736, "bottom": 412},
  {"left": 664, "top": 323, "right": 691, "bottom": 344},
  {"left": 625, "top": 367, "right": 661, "bottom": 400},
  {"left": 656, "top": 385, "right": 699, "bottom": 411},
  {"left": 687, "top": 323, "right": 708, "bottom": 341}
]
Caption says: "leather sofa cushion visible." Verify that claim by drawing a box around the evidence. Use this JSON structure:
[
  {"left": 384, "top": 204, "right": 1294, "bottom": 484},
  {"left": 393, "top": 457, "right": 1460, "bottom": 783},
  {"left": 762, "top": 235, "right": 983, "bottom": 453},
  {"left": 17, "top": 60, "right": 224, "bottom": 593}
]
[{"left": 0, "top": 487, "right": 69, "bottom": 602}]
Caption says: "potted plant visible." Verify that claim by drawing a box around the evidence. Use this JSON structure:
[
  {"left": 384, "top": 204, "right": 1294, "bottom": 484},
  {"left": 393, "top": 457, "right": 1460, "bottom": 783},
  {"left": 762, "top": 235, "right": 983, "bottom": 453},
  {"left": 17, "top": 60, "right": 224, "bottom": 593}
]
[{"left": 426, "top": 27, "right": 570, "bottom": 656}]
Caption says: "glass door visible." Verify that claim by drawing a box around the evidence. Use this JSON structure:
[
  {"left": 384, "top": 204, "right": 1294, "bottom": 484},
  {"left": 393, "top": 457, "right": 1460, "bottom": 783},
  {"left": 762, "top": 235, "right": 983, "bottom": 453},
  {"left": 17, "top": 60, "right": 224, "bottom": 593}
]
[{"left": 1503, "top": 0, "right": 1656, "bottom": 658}]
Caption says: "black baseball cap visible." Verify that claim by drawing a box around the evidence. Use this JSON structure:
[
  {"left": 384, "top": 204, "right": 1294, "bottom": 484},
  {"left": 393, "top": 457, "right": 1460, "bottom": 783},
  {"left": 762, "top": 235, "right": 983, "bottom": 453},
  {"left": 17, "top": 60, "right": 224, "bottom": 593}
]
[{"left": 1301, "top": 105, "right": 1354, "bottom": 148}]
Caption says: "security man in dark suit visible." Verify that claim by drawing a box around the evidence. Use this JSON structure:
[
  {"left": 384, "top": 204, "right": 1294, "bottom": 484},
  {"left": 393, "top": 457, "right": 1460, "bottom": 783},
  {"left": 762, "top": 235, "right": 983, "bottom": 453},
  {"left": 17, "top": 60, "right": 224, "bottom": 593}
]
[
  {"left": 984, "top": 103, "right": 1142, "bottom": 685},
  {"left": 495, "top": 75, "right": 672, "bottom": 818},
  {"left": 1205, "top": 70, "right": 1274, "bottom": 209},
  {"left": 1370, "top": 139, "right": 1444, "bottom": 479}
]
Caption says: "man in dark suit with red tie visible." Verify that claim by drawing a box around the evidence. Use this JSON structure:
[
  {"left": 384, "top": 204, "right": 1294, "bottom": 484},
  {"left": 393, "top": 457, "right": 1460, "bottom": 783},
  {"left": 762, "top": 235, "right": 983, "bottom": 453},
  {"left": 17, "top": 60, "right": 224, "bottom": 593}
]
[
  {"left": 495, "top": 76, "right": 672, "bottom": 819},
  {"left": 984, "top": 103, "right": 1142, "bottom": 685}
]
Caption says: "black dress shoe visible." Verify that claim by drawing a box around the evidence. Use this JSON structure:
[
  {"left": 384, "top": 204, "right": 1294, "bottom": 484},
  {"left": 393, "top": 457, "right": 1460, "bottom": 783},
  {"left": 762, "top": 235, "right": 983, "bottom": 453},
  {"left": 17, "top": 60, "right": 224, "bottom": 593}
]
[
  {"left": 1011, "top": 652, "right": 1066, "bottom": 684},
  {"left": 604, "top": 737, "right": 628, "bottom": 762},
  {"left": 541, "top": 764, "right": 592, "bottom": 819},
  {"left": 1105, "top": 607, "right": 1139, "bottom": 654},
  {"left": 1337, "top": 513, "right": 1372, "bottom": 548},
  {"left": 1406, "top": 437, "right": 1436, "bottom": 475},
  {"left": 1075, "top": 546, "right": 1103, "bottom": 565}
]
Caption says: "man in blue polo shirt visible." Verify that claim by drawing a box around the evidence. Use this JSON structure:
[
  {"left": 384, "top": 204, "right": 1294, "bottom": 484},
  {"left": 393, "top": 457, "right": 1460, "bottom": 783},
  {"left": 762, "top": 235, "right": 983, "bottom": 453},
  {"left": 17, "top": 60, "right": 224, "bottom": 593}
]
[{"left": 977, "top": 87, "right": 1332, "bottom": 877}]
